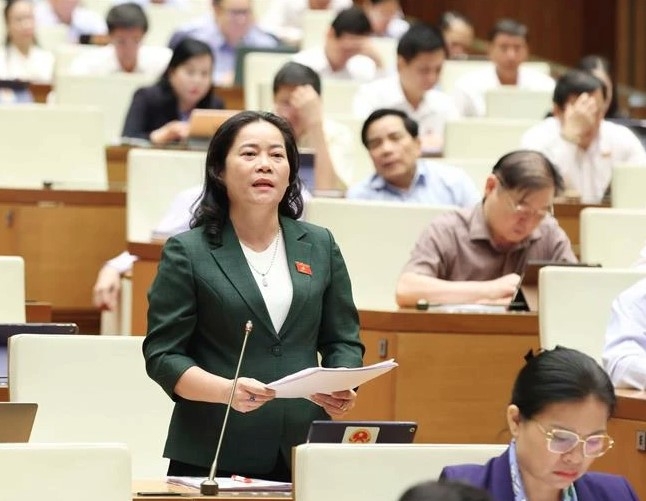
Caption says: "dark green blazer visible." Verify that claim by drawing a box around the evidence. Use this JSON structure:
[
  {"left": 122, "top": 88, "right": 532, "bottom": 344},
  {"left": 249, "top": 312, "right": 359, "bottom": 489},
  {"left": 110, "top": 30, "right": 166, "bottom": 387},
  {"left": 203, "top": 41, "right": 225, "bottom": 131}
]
[{"left": 143, "top": 216, "right": 365, "bottom": 474}]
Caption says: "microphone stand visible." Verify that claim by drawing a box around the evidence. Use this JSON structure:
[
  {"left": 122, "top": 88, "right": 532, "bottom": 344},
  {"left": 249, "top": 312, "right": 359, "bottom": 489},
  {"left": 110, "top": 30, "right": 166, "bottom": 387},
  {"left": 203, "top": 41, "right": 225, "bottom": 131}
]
[{"left": 201, "top": 320, "right": 253, "bottom": 495}]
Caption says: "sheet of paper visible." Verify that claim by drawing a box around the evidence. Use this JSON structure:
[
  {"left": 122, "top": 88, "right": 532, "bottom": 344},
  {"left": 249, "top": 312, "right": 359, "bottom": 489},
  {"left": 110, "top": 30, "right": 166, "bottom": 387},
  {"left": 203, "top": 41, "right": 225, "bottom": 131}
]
[
  {"left": 167, "top": 476, "right": 292, "bottom": 492},
  {"left": 267, "top": 359, "right": 398, "bottom": 398}
]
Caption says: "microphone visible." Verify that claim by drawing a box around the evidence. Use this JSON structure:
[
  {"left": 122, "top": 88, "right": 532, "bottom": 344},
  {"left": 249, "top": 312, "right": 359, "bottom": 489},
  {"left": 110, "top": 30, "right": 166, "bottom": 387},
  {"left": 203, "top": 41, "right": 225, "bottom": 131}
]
[{"left": 201, "top": 320, "right": 254, "bottom": 496}]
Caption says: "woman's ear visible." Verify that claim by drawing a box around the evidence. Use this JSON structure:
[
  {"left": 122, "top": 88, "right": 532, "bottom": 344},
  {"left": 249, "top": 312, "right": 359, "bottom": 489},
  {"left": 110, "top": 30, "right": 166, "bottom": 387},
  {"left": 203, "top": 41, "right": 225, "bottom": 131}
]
[{"left": 507, "top": 404, "right": 521, "bottom": 438}]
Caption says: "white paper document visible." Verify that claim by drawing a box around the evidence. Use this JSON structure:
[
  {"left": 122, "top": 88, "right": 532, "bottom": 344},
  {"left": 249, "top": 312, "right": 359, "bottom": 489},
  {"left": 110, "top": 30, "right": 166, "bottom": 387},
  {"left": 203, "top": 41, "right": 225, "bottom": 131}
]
[
  {"left": 167, "top": 476, "right": 292, "bottom": 492},
  {"left": 267, "top": 359, "right": 398, "bottom": 398}
]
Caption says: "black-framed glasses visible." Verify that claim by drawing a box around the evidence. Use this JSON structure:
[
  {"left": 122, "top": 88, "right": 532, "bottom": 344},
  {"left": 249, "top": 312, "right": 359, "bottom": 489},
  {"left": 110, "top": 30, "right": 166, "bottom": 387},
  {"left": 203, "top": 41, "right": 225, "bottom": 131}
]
[
  {"left": 534, "top": 421, "right": 614, "bottom": 457},
  {"left": 496, "top": 176, "right": 554, "bottom": 219}
]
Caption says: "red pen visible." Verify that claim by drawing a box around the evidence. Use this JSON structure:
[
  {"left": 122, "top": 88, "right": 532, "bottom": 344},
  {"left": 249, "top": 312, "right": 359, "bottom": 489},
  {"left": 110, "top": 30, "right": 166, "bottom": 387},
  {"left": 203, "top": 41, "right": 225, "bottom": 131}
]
[{"left": 231, "top": 475, "right": 253, "bottom": 483}]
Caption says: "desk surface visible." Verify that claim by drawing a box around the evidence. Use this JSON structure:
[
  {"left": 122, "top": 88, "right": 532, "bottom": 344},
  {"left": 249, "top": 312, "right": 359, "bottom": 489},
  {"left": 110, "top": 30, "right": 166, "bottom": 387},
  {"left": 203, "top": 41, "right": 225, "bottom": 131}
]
[{"left": 132, "top": 480, "right": 292, "bottom": 500}]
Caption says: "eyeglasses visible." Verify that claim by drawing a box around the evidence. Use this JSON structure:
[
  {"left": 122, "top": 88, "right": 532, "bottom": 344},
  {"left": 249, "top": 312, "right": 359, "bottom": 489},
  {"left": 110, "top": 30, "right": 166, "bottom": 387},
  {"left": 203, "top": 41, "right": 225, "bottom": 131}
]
[
  {"left": 496, "top": 177, "right": 554, "bottom": 219},
  {"left": 534, "top": 421, "right": 614, "bottom": 458}
]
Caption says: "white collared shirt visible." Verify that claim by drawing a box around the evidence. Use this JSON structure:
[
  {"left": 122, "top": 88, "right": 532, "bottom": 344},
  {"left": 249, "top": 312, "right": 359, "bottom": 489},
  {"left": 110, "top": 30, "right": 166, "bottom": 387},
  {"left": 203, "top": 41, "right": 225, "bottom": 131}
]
[
  {"left": 292, "top": 46, "right": 378, "bottom": 82},
  {"left": 69, "top": 44, "right": 172, "bottom": 77},
  {"left": 0, "top": 44, "right": 54, "bottom": 83},
  {"left": 603, "top": 276, "right": 646, "bottom": 389},
  {"left": 452, "top": 63, "right": 555, "bottom": 117},
  {"left": 259, "top": 0, "right": 352, "bottom": 45},
  {"left": 521, "top": 117, "right": 646, "bottom": 203},
  {"left": 34, "top": 1, "right": 107, "bottom": 42},
  {"left": 353, "top": 74, "right": 460, "bottom": 140}
]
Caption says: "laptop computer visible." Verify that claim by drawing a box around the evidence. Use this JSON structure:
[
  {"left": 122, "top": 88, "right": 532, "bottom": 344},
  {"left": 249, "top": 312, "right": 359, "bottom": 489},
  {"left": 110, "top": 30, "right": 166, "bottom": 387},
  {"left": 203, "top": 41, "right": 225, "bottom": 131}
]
[
  {"left": 306, "top": 420, "right": 418, "bottom": 444},
  {"left": 508, "top": 261, "right": 602, "bottom": 312},
  {"left": 0, "top": 402, "right": 38, "bottom": 443}
]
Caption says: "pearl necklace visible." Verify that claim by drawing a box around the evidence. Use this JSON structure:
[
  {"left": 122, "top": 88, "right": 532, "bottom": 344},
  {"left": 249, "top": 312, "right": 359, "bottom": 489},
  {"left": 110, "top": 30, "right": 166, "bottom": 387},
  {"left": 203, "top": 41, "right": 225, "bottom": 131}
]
[{"left": 244, "top": 229, "right": 281, "bottom": 287}]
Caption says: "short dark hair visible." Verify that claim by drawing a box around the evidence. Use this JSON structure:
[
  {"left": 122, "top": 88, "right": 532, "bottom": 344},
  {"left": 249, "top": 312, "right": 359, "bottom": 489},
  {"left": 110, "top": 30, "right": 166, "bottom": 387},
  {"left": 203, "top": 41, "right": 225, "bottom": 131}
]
[
  {"left": 439, "top": 10, "right": 472, "bottom": 31},
  {"left": 511, "top": 346, "right": 616, "bottom": 420},
  {"left": 553, "top": 69, "right": 606, "bottom": 109},
  {"left": 491, "top": 150, "right": 564, "bottom": 195},
  {"left": 106, "top": 2, "right": 148, "bottom": 33},
  {"left": 272, "top": 62, "right": 321, "bottom": 96},
  {"left": 488, "top": 18, "right": 528, "bottom": 42},
  {"left": 399, "top": 480, "right": 493, "bottom": 501},
  {"left": 192, "top": 111, "right": 304, "bottom": 244},
  {"left": 360, "top": 108, "right": 418, "bottom": 147},
  {"left": 397, "top": 22, "right": 446, "bottom": 62},
  {"left": 331, "top": 7, "right": 372, "bottom": 38}
]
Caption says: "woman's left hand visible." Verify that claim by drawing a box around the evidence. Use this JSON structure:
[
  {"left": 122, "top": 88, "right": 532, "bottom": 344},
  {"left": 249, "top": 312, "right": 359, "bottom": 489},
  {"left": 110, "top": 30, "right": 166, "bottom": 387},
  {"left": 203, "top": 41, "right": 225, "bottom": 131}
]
[{"left": 310, "top": 389, "right": 357, "bottom": 417}]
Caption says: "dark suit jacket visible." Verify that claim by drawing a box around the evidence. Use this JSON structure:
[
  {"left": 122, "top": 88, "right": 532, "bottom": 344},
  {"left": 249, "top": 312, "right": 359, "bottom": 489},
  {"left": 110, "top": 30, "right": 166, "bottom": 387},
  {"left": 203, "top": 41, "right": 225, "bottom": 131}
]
[
  {"left": 441, "top": 448, "right": 639, "bottom": 501},
  {"left": 121, "top": 81, "right": 224, "bottom": 140},
  {"left": 143, "top": 216, "right": 365, "bottom": 473}
]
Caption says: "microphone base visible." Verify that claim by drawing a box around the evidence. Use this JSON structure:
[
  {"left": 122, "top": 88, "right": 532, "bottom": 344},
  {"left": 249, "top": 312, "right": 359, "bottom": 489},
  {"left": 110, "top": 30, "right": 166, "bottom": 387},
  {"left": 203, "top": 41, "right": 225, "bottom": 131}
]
[{"left": 200, "top": 479, "right": 219, "bottom": 496}]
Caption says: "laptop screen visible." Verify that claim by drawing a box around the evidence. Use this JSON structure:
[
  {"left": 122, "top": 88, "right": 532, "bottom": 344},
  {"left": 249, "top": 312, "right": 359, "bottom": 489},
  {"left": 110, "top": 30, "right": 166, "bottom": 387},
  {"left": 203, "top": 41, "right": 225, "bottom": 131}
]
[
  {"left": 306, "top": 420, "right": 418, "bottom": 444},
  {"left": 298, "top": 150, "right": 315, "bottom": 192}
]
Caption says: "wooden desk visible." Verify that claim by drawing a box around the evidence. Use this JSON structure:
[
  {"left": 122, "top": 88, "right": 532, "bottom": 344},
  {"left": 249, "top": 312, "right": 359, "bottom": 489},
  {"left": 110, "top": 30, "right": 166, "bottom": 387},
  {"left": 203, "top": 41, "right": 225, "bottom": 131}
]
[
  {"left": 554, "top": 202, "right": 606, "bottom": 256},
  {"left": 129, "top": 242, "right": 163, "bottom": 335},
  {"left": 132, "top": 480, "right": 291, "bottom": 500},
  {"left": 0, "top": 189, "right": 126, "bottom": 332},
  {"left": 346, "top": 310, "right": 539, "bottom": 444},
  {"left": 592, "top": 389, "right": 646, "bottom": 500}
]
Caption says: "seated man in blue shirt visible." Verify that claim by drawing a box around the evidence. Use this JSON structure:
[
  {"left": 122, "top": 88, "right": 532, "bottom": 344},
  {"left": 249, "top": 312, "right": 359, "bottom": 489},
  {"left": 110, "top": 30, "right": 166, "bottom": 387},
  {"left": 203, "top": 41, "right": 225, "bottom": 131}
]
[
  {"left": 169, "top": 0, "right": 277, "bottom": 86},
  {"left": 346, "top": 108, "right": 480, "bottom": 207}
]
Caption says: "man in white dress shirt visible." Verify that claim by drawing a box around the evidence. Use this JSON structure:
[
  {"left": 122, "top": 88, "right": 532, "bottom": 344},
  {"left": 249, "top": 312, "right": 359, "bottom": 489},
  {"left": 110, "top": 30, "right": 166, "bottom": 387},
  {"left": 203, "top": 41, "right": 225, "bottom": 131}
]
[
  {"left": 452, "top": 18, "right": 554, "bottom": 117},
  {"left": 603, "top": 246, "right": 646, "bottom": 389},
  {"left": 292, "top": 6, "right": 384, "bottom": 82},
  {"left": 69, "top": 3, "right": 171, "bottom": 76},
  {"left": 259, "top": 0, "right": 352, "bottom": 46},
  {"left": 353, "top": 22, "right": 459, "bottom": 153},
  {"left": 35, "top": 0, "right": 107, "bottom": 42},
  {"left": 521, "top": 70, "right": 646, "bottom": 203}
]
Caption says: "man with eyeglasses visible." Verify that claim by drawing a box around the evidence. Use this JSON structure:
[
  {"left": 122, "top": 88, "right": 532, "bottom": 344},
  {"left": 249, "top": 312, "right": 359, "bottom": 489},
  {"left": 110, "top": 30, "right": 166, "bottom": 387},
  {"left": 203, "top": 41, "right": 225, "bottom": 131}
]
[
  {"left": 169, "top": 0, "right": 278, "bottom": 87},
  {"left": 396, "top": 150, "right": 577, "bottom": 307}
]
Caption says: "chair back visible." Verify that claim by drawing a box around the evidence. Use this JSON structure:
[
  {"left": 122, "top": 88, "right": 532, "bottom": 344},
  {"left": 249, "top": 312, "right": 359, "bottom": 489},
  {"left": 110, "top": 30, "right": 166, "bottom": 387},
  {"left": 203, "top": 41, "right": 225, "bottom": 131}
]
[
  {"left": 9, "top": 334, "right": 174, "bottom": 478},
  {"left": 611, "top": 164, "right": 646, "bottom": 208},
  {"left": 127, "top": 148, "right": 205, "bottom": 242},
  {"left": 580, "top": 208, "right": 646, "bottom": 267},
  {"left": 0, "top": 105, "right": 107, "bottom": 190},
  {"left": 443, "top": 158, "right": 494, "bottom": 195},
  {"left": 300, "top": 9, "right": 335, "bottom": 49},
  {"left": 485, "top": 87, "right": 553, "bottom": 119},
  {"left": 305, "top": 198, "right": 455, "bottom": 310},
  {"left": 243, "top": 52, "right": 293, "bottom": 110},
  {"left": 444, "top": 118, "right": 538, "bottom": 159},
  {"left": 56, "top": 73, "right": 156, "bottom": 144},
  {"left": 538, "top": 266, "right": 646, "bottom": 362},
  {"left": 0, "top": 257, "right": 25, "bottom": 323},
  {"left": 0, "top": 443, "right": 131, "bottom": 501},
  {"left": 294, "top": 443, "right": 507, "bottom": 501},
  {"left": 144, "top": 4, "right": 210, "bottom": 46}
]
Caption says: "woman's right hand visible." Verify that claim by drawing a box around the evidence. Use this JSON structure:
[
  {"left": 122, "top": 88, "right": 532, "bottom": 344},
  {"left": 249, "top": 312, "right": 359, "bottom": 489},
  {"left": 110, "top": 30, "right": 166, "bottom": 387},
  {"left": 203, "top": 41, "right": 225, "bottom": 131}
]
[
  {"left": 149, "top": 121, "right": 190, "bottom": 145},
  {"left": 229, "top": 377, "right": 276, "bottom": 413}
]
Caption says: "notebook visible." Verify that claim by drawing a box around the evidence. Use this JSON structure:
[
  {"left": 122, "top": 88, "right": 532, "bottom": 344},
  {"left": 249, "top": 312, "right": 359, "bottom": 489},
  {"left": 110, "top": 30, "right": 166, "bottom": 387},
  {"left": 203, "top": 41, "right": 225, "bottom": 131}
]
[
  {"left": 306, "top": 420, "right": 418, "bottom": 444},
  {"left": 0, "top": 403, "right": 38, "bottom": 443}
]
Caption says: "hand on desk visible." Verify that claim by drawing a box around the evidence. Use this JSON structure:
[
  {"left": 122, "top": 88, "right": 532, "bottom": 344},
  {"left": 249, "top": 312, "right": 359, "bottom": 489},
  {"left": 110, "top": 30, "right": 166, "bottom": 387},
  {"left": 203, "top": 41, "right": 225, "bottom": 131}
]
[
  {"left": 310, "top": 389, "right": 357, "bottom": 417},
  {"left": 480, "top": 273, "right": 521, "bottom": 303},
  {"left": 232, "top": 377, "right": 276, "bottom": 413},
  {"left": 92, "top": 264, "right": 121, "bottom": 310},
  {"left": 150, "top": 121, "right": 190, "bottom": 145}
]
